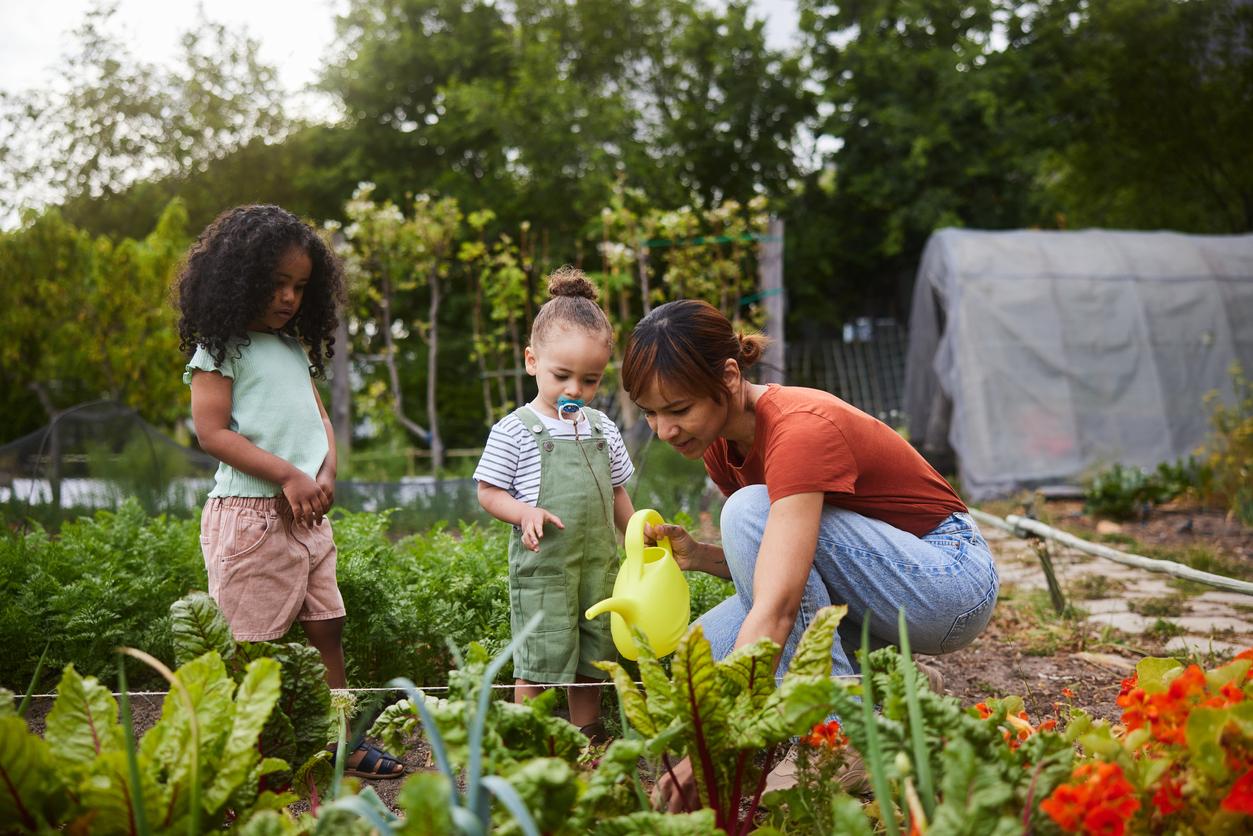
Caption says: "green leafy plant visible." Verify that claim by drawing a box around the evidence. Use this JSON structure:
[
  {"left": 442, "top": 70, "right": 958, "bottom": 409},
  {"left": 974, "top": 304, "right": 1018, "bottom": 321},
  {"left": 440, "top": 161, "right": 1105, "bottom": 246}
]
[
  {"left": 0, "top": 651, "right": 290, "bottom": 833},
  {"left": 168, "top": 592, "right": 333, "bottom": 798},
  {"left": 1083, "top": 458, "right": 1203, "bottom": 521},
  {"left": 598, "top": 605, "right": 848, "bottom": 834},
  {"left": 1042, "top": 651, "right": 1253, "bottom": 833},
  {"left": 1199, "top": 363, "right": 1253, "bottom": 525}
]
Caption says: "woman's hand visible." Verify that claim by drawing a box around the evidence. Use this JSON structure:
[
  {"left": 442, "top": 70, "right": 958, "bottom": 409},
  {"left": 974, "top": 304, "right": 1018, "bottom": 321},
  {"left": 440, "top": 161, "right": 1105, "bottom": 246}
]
[
  {"left": 643, "top": 521, "right": 702, "bottom": 572},
  {"left": 519, "top": 506, "right": 564, "bottom": 551},
  {"left": 654, "top": 756, "right": 700, "bottom": 812},
  {"left": 282, "top": 471, "right": 328, "bottom": 527}
]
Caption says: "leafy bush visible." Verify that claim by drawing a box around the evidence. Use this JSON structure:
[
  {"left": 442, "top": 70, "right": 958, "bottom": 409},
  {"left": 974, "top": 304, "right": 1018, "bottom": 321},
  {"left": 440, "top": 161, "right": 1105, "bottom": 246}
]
[
  {"left": 0, "top": 500, "right": 204, "bottom": 691},
  {"left": 1199, "top": 363, "right": 1253, "bottom": 525},
  {"left": 1083, "top": 459, "right": 1203, "bottom": 521},
  {"left": 0, "top": 501, "right": 515, "bottom": 691}
]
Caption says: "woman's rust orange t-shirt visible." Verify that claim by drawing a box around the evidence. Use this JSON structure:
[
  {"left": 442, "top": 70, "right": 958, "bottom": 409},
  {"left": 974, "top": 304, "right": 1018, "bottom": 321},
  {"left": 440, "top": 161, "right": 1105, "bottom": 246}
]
[{"left": 703, "top": 385, "right": 966, "bottom": 538}]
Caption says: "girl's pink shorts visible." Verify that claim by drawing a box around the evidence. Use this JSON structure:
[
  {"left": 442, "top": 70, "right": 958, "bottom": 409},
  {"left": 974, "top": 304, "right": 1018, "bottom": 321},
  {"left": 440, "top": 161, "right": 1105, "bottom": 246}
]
[{"left": 200, "top": 496, "right": 346, "bottom": 641}]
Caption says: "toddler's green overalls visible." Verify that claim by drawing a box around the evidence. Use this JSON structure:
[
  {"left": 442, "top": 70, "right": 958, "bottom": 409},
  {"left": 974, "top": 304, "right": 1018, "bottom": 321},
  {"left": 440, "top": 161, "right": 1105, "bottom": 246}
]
[{"left": 508, "top": 406, "right": 618, "bottom": 683}]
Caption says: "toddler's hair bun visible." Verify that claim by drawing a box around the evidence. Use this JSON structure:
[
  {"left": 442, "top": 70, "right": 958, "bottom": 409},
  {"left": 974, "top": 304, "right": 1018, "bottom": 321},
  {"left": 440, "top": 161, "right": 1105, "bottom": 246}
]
[{"left": 547, "top": 265, "right": 599, "bottom": 302}]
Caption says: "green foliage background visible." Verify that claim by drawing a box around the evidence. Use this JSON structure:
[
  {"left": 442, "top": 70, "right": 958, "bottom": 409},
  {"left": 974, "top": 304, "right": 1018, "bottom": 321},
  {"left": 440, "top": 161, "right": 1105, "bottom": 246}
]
[{"left": 1, "top": 0, "right": 1249, "bottom": 448}]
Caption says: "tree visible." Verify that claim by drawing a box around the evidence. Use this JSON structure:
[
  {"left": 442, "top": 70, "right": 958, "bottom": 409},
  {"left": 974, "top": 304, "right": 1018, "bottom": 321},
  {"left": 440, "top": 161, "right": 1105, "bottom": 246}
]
[
  {"left": 1, "top": 3, "right": 289, "bottom": 220},
  {"left": 340, "top": 185, "right": 462, "bottom": 472},
  {"left": 0, "top": 202, "right": 190, "bottom": 443},
  {"left": 792, "top": 0, "right": 1058, "bottom": 319},
  {"left": 1034, "top": 0, "right": 1253, "bottom": 232}
]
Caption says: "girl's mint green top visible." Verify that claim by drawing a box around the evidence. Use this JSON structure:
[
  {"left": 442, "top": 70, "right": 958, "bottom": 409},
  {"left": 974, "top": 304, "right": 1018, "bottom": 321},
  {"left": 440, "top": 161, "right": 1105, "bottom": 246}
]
[{"left": 183, "top": 333, "right": 328, "bottom": 498}]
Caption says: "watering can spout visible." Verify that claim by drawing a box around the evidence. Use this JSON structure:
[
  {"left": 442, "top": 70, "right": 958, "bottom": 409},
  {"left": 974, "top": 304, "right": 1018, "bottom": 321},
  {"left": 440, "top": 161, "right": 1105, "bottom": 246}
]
[{"left": 584, "top": 596, "right": 640, "bottom": 623}]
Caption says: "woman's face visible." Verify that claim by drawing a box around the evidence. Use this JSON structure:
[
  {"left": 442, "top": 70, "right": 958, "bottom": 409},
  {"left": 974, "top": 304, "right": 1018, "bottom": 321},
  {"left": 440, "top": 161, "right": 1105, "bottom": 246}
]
[{"left": 633, "top": 376, "right": 730, "bottom": 460}]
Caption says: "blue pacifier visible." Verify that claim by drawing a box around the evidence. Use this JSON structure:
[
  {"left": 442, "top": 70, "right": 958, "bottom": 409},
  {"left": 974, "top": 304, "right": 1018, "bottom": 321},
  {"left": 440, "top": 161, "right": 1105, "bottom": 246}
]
[{"left": 557, "top": 396, "right": 584, "bottom": 421}]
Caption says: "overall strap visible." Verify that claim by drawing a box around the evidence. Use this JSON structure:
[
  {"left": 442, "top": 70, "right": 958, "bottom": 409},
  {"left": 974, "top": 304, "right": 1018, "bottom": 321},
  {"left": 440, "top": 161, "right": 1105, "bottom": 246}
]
[{"left": 511, "top": 406, "right": 552, "bottom": 442}]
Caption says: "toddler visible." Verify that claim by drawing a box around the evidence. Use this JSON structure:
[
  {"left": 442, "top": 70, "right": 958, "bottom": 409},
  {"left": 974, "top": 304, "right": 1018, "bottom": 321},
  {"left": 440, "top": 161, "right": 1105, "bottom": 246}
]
[{"left": 474, "top": 266, "right": 636, "bottom": 742}]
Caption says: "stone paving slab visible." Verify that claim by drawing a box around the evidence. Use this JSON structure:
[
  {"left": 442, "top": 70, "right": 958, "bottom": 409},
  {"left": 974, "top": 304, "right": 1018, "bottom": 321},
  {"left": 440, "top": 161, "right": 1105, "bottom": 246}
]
[{"left": 980, "top": 518, "right": 1253, "bottom": 656}]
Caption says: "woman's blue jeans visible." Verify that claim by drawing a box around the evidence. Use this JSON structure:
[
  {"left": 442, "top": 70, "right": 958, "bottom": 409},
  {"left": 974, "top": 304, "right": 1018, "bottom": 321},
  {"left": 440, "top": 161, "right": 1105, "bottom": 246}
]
[{"left": 695, "top": 486, "right": 999, "bottom": 679}]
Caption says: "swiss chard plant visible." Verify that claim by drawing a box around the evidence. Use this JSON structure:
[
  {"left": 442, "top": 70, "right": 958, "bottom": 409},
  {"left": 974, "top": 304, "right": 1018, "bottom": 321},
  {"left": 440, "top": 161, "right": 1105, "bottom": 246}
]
[
  {"left": 168, "top": 592, "right": 335, "bottom": 798},
  {"left": 0, "top": 652, "right": 291, "bottom": 834},
  {"left": 594, "top": 604, "right": 849, "bottom": 835}
]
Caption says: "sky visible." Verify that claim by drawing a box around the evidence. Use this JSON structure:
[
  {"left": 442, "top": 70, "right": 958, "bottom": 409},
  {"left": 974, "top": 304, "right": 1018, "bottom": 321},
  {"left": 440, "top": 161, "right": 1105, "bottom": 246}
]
[{"left": 0, "top": 0, "right": 803, "bottom": 112}]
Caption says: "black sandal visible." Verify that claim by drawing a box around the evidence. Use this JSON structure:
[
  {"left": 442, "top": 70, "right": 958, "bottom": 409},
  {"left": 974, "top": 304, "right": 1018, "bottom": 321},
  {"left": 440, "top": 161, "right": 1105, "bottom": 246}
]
[{"left": 341, "top": 742, "right": 406, "bottom": 779}]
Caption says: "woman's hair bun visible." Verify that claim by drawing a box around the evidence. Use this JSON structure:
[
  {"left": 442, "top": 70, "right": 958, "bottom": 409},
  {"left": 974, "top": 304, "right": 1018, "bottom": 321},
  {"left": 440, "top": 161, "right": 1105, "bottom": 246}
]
[
  {"left": 737, "top": 331, "right": 767, "bottom": 367},
  {"left": 547, "top": 265, "right": 599, "bottom": 302}
]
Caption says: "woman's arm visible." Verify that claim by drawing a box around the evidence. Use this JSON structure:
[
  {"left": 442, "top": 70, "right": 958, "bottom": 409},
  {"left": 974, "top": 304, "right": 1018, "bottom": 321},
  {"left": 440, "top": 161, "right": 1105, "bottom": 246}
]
[
  {"left": 190, "top": 370, "right": 327, "bottom": 524},
  {"left": 734, "top": 491, "right": 825, "bottom": 654}
]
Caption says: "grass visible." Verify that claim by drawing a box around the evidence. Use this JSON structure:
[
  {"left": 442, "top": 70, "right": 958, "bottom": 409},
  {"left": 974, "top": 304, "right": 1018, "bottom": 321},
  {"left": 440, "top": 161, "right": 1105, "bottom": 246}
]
[
  {"left": 997, "top": 586, "right": 1092, "bottom": 656},
  {"left": 1070, "top": 574, "right": 1128, "bottom": 600},
  {"left": 1129, "top": 595, "right": 1191, "bottom": 619},
  {"left": 1146, "top": 619, "right": 1185, "bottom": 641}
]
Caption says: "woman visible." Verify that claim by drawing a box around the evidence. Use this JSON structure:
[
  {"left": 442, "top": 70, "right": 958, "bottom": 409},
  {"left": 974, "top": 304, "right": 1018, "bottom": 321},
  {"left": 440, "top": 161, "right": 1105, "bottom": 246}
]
[{"left": 621, "top": 300, "right": 998, "bottom": 807}]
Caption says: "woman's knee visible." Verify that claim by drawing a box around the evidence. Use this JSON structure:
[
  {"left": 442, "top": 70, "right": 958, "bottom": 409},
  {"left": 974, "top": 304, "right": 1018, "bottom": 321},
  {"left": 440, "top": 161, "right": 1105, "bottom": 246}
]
[{"left": 719, "top": 485, "right": 771, "bottom": 562}]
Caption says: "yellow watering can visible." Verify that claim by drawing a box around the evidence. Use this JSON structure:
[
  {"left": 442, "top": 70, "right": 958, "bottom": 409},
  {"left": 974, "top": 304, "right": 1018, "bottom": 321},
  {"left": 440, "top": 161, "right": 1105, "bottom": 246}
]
[{"left": 585, "top": 508, "right": 691, "bottom": 660}]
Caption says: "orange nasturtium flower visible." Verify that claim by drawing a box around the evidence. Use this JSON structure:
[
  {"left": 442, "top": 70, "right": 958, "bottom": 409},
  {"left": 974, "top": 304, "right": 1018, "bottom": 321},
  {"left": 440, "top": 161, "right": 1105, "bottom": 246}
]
[
  {"left": 1042, "top": 762, "right": 1140, "bottom": 836},
  {"left": 1117, "top": 664, "right": 1209, "bottom": 746},
  {"left": 1062, "top": 687, "right": 1076, "bottom": 699},
  {"left": 806, "top": 720, "right": 848, "bottom": 750}
]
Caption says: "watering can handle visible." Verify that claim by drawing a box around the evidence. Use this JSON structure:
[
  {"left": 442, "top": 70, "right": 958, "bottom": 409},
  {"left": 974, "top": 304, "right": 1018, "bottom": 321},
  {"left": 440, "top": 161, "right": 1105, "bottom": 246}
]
[{"left": 625, "top": 508, "right": 670, "bottom": 560}]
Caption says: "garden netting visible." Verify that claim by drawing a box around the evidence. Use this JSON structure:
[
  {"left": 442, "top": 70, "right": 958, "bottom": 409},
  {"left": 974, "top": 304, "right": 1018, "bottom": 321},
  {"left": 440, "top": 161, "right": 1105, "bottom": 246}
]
[
  {"left": 905, "top": 228, "right": 1253, "bottom": 500},
  {"left": 0, "top": 399, "right": 218, "bottom": 518}
]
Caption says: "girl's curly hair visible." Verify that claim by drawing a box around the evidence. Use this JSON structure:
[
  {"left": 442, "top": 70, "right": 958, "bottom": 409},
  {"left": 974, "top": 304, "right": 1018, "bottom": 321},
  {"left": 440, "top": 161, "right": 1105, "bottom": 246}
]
[{"left": 175, "top": 204, "right": 345, "bottom": 378}]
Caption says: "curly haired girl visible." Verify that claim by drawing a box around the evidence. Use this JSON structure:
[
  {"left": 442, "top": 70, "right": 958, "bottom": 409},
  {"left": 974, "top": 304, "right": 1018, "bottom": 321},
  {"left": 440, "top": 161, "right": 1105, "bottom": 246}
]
[{"left": 176, "top": 204, "right": 402, "bottom": 778}]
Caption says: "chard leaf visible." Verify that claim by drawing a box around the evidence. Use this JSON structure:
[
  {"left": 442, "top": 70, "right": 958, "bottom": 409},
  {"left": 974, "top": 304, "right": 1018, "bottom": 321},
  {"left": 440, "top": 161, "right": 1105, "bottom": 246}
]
[
  {"left": 140, "top": 651, "right": 236, "bottom": 796},
  {"left": 170, "top": 592, "right": 235, "bottom": 668},
  {"left": 597, "top": 660, "right": 655, "bottom": 737},
  {"left": 489, "top": 758, "right": 575, "bottom": 834},
  {"left": 45, "top": 663, "right": 124, "bottom": 768},
  {"left": 235, "top": 809, "right": 307, "bottom": 836},
  {"left": 733, "top": 678, "right": 836, "bottom": 748},
  {"left": 576, "top": 738, "right": 648, "bottom": 826},
  {"left": 0, "top": 688, "right": 15, "bottom": 719},
  {"left": 494, "top": 699, "right": 585, "bottom": 764},
  {"left": 634, "top": 630, "right": 677, "bottom": 725},
  {"left": 593, "top": 809, "right": 718, "bottom": 834},
  {"left": 75, "top": 749, "right": 165, "bottom": 835},
  {"left": 256, "top": 641, "right": 332, "bottom": 761},
  {"left": 787, "top": 605, "right": 847, "bottom": 678},
  {"left": 204, "top": 656, "right": 283, "bottom": 812},
  {"left": 670, "top": 625, "right": 729, "bottom": 810},
  {"left": 368, "top": 698, "right": 419, "bottom": 756},
  {"left": 717, "top": 638, "right": 778, "bottom": 711},
  {"left": 0, "top": 716, "right": 62, "bottom": 832}
]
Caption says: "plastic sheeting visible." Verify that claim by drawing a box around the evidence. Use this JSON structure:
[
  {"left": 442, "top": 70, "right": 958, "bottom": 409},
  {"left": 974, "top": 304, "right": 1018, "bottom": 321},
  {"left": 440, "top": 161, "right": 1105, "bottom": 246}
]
[{"left": 904, "top": 228, "right": 1253, "bottom": 500}]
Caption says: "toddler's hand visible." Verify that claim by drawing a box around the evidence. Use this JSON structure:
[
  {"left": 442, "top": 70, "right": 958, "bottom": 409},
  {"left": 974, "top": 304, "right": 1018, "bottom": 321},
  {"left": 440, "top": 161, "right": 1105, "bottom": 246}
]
[
  {"left": 520, "top": 506, "right": 563, "bottom": 552},
  {"left": 644, "top": 521, "right": 699, "bottom": 571},
  {"left": 282, "top": 471, "right": 329, "bottom": 527}
]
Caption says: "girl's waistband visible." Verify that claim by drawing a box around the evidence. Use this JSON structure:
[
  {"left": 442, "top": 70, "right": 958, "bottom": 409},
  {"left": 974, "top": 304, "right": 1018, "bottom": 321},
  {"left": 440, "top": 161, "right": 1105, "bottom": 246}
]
[{"left": 206, "top": 495, "right": 284, "bottom": 512}]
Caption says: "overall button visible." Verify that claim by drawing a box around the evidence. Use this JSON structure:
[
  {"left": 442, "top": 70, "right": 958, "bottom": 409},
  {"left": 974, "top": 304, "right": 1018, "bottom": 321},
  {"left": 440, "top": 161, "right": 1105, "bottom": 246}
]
[
  {"left": 531, "top": 424, "right": 543, "bottom": 433},
  {"left": 543, "top": 441, "right": 555, "bottom": 452}
]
